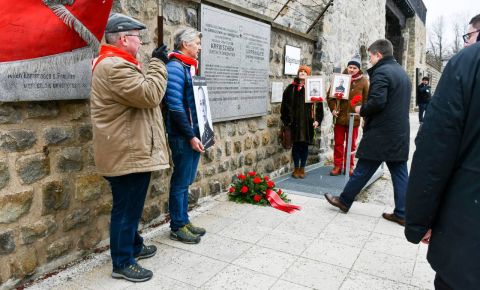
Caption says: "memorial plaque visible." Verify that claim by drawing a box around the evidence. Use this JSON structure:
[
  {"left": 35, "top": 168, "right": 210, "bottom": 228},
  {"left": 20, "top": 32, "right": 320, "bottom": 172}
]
[
  {"left": 271, "top": 82, "right": 284, "bottom": 103},
  {"left": 200, "top": 4, "right": 271, "bottom": 122},
  {"left": 284, "top": 45, "right": 301, "bottom": 75}
]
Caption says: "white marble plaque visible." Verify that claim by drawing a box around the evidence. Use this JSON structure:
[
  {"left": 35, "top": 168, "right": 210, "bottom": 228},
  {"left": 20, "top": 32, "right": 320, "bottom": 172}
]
[
  {"left": 271, "top": 82, "right": 284, "bottom": 103},
  {"left": 284, "top": 45, "right": 301, "bottom": 75},
  {"left": 200, "top": 4, "right": 271, "bottom": 122}
]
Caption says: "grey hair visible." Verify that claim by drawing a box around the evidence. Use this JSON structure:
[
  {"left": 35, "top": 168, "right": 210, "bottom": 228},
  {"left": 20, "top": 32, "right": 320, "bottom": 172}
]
[
  {"left": 173, "top": 27, "right": 202, "bottom": 50},
  {"left": 104, "top": 30, "right": 136, "bottom": 44}
]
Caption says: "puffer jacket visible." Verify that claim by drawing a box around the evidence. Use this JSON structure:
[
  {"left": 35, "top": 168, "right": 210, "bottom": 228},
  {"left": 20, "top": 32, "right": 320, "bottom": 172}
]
[
  {"left": 164, "top": 56, "right": 199, "bottom": 140},
  {"left": 327, "top": 70, "right": 369, "bottom": 127},
  {"left": 90, "top": 57, "right": 169, "bottom": 176}
]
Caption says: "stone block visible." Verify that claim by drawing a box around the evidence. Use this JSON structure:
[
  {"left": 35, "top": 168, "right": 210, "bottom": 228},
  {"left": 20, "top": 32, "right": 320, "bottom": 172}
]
[
  {"left": 203, "top": 166, "right": 216, "bottom": 178},
  {"left": 0, "top": 161, "right": 10, "bottom": 190},
  {"left": 266, "top": 146, "right": 276, "bottom": 157},
  {"left": 164, "top": 3, "right": 183, "bottom": 24},
  {"left": 262, "top": 132, "right": 271, "bottom": 146},
  {"left": 95, "top": 200, "right": 112, "bottom": 216},
  {"left": 234, "top": 141, "right": 242, "bottom": 153},
  {"left": 189, "top": 187, "right": 200, "bottom": 206},
  {"left": 225, "top": 140, "right": 232, "bottom": 156},
  {"left": 237, "top": 154, "right": 245, "bottom": 168},
  {"left": 209, "top": 181, "right": 221, "bottom": 195},
  {"left": 271, "top": 104, "right": 281, "bottom": 114},
  {"left": 267, "top": 116, "right": 279, "bottom": 127},
  {"left": 248, "top": 120, "right": 258, "bottom": 133},
  {"left": 230, "top": 158, "right": 238, "bottom": 171},
  {"left": 141, "top": 204, "right": 161, "bottom": 224},
  {"left": 57, "top": 147, "right": 82, "bottom": 172},
  {"left": 63, "top": 208, "right": 91, "bottom": 232},
  {"left": 218, "top": 160, "right": 230, "bottom": 173},
  {"left": 42, "top": 180, "right": 70, "bottom": 215},
  {"left": 0, "top": 190, "right": 33, "bottom": 223},
  {"left": 0, "top": 230, "right": 15, "bottom": 255},
  {"left": 253, "top": 135, "right": 260, "bottom": 148},
  {"left": 65, "top": 102, "right": 89, "bottom": 121},
  {"left": 20, "top": 216, "right": 57, "bottom": 245},
  {"left": 75, "top": 175, "right": 105, "bottom": 202},
  {"left": 15, "top": 248, "right": 38, "bottom": 276},
  {"left": 83, "top": 146, "right": 95, "bottom": 167},
  {"left": 0, "top": 104, "right": 21, "bottom": 124},
  {"left": 256, "top": 149, "right": 266, "bottom": 161},
  {"left": 244, "top": 136, "right": 253, "bottom": 150},
  {"left": 46, "top": 238, "right": 72, "bottom": 261},
  {"left": 245, "top": 152, "right": 255, "bottom": 166},
  {"left": 149, "top": 182, "right": 167, "bottom": 198},
  {"left": 237, "top": 124, "right": 247, "bottom": 136},
  {"left": 186, "top": 7, "right": 198, "bottom": 27},
  {"left": 203, "top": 147, "right": 215, "bottom": 163},
  {"left": 0, "top": 130, "right": 37, "bottom": 152},
  {"left": 43, "top": 126, "right": 74, "bottom": 146},
  {"left": 77, "top": 229, "right": 102, "bottom": 250},
  {"left": 78, "top": 124, "right": 92, "bottom": 143},
  {"left": 25, "top": 102, "right": 59, "bottom": 119}
]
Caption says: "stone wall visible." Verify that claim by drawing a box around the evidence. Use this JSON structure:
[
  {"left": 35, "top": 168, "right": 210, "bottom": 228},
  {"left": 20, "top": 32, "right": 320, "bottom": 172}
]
[
  {"left": 0, "top": 0, "right": 428, "bottom": 287},
  {"left": 405, "top": 15, "right": 427, "bottom": 109}
]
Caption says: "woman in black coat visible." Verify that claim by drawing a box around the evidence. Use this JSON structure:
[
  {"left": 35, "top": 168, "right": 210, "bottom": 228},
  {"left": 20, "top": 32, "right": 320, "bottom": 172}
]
[
  {"left": 280, "top": 65, "right": 324, "bottom": 179},
  {"left": 405, "top": 41, "right": 480, "bottom": 290}
]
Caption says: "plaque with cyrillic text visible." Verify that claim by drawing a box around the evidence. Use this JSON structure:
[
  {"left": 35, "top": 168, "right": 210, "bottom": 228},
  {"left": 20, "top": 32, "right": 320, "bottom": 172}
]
[{"left": 200, "top": 4, "right": 271, "bottom": 122}]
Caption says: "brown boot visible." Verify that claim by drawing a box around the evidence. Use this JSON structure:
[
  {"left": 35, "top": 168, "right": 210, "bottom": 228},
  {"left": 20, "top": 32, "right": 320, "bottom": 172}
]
[
  {"left": 298, "top": 167, "right": 305, "bottom": 179},
  {"left": 330, "top": 166, "right": 341, "bottom": 176},
  {"left": 291, "top": 167, "right": 299, "bottom": 178}
]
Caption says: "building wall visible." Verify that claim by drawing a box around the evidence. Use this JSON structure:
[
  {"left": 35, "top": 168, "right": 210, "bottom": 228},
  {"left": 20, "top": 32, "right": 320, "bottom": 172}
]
[
  {"left": 405, "top": 15, "right": 427, "bottom": 109},
  {"left": 0, "top": 0, "right": 427, "bottom": 286}
]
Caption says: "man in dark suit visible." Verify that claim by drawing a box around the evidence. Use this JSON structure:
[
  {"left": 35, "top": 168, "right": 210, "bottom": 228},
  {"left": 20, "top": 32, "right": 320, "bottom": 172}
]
[
  {"left": 405, "top": 15, "right": 480, "bottom": 290},
  {"left": 325, "top": 39, "right": 411, "bottom": 226},
  {"left": 416, "top": 76, "right": 431, "bottom": 123}
]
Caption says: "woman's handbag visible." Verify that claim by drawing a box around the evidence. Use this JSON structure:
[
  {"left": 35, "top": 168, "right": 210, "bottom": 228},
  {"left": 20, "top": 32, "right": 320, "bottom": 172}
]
[{"left": 281, "top": 125, "right": 292, "bottom": 149}]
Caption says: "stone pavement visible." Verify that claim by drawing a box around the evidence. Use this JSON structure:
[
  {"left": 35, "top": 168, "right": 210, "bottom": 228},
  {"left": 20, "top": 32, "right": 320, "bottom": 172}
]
[{"left": 27, "top": 192, "right": 435, "bottom": 290}]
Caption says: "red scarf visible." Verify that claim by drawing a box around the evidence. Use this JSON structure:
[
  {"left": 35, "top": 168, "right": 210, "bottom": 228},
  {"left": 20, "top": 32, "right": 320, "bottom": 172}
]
[
  {"left": 351, "top": 72, "right": 362, "bottom": 83},
  {"left": 168, "top": 51, "right": 198, "bottom": 75},
  {"left": 292, "top": 81, "right": 305, "bottom": 92},
  {"left": 92, "top": 45, "right": 140, "bottom": 71}
]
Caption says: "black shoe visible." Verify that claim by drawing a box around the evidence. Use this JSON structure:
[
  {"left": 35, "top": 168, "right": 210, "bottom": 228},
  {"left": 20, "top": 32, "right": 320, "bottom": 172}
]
[
  {"left": 186, "top": 222, "right": 206, "bottom": 236},
  {"left": 170, "top": 226, "right": 201, "bottom": 244},
  {"left": 324, "top": 193, "right": 349, "bottom": 213},
  {"left": 382, "top": 213, "right": 405, "bottom": 226},
  {"left": 112, "top": 263, "right": 153, "bottom": 282},
  {"left": 134, "top": 244, "right": 157, "bottom": 260}
]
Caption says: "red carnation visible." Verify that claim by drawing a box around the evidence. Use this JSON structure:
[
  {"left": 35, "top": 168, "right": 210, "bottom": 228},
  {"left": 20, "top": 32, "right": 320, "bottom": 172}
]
[
  {"left": 229, "top": 187, "right": 235, "bottom": 193},
  {"left": 238, "top": 174, "right": 246, "bottom": 180},
  {"left": 253, "top": 194, "right": 262, "bottom": 202},
  {"left": 334, "top": 92, "right": 344, "bottom": 99},
  {"left": 267, "top": 181, "right": 275, "bottom": 188},
  {"left": 277, "top": 189, "right": 283, "bottom": 195},
  {"left": 248, "top": 171, "right": 256, "bottom": 177},
  {"left": 241, "top": 186, "right": 248, "bottom": 194},
  {"left": 253, "top": 177, "right": 262, "bottom": 184},
  {"left": 350, "top": 95, "right": 362, "bottom": 108},
  {"left": 263, "top": 176, "right": 270, "bottom": 181}
]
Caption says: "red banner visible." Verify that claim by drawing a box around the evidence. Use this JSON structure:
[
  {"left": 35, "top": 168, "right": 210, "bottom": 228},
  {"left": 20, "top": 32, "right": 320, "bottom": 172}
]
[{"left": 265, "top": 189, "right": 301, "bottom": 214}]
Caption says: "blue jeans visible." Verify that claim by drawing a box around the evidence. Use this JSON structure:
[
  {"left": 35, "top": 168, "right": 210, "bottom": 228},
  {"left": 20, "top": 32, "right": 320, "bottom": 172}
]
[
  {"left": 104, "top": 172, "right": 151, "bottom": 269},
  {"left": 292, "top": 142, "right": 309, "bottom": 167},
  {"left": 339, "top": 159, "right": 408, "bottom": 219},
  {"left": 168, "top": 137, "right": 200, "bottom": 231},
  {"left": 418, "top": 102, "right": 429, "bottom": 122}
]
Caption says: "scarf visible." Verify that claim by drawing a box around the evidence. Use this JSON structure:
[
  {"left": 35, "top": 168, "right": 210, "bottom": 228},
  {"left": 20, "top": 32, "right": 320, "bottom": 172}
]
[
  {"left": 292, "top": 80, "right": 305, "bottom": 92},
  {"left": 168, "top": 51, "right": 198, "bottom": 76},
  {"left": 351, "top": 72, "right": 362, "bottom": 83},
  {"left": 92, "top": 45, "right": 140, "bottom": 71}
]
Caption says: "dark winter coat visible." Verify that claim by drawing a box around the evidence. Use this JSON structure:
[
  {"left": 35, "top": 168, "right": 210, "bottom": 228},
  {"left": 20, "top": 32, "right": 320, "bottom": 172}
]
[
  {"left": 416, "top": 83, "right": 431, "bottom": 104},
  {"left": 405, "top": 42, "right": 480, "bottom": 290},
  {"left": 327, "top": 69, "right": 369, "bottom": 127},
  {"left": 355, "top": 56, "right": 411, "bottom": 161},
  {"left": 280, "top": 81, "right": 324, "bottom": 144}
]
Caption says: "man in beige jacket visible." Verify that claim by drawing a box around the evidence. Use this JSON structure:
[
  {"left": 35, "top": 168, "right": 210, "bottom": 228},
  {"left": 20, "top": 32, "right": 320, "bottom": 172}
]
[{"left": 90, "top": 13, "right": 169, "bottom": 282}]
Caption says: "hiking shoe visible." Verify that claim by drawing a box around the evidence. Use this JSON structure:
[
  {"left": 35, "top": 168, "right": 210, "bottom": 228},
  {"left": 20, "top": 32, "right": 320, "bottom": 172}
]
[
  {"left": 134, "top": 244, "right": 157, "bottom": 260},
  {"left": 170, "top": 226, "right": 201, "bottom": 244},
  {"left": 186, "top": 222, "right": 206, "bottom": 236},
  {"left": 112, "top": 263, "right": 153, "bottom": 282}
]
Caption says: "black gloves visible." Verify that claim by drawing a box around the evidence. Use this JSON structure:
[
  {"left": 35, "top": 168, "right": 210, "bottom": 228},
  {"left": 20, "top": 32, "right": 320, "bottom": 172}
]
[{"left": 152, "top": 44, "right": 169, "bottom": 64}]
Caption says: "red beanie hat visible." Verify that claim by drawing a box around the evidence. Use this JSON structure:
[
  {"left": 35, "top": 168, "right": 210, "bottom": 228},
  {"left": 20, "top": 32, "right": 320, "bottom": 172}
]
[{"left": 298, "top": 65, "right": 312, "bottom": 76}]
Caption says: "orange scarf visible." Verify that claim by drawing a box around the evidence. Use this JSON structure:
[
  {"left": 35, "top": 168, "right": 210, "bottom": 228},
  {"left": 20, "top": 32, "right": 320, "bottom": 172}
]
[
  {"left": 92, "top": 45, "right": 140, "bottom": 71},
  {"left": 168, "top": 51, "right": 198, "bottom": 75}
]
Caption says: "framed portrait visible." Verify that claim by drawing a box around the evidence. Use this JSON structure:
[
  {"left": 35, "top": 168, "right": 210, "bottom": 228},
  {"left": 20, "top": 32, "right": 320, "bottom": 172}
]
[
  {"left": 305, "top": 76, "right": 325, "bottom": 103},
  {"left": 329, "top": 73, "right": 351, "bottom": 100},
  {"left": 192, "top": 76, "right": 215, "bottom": 150}
]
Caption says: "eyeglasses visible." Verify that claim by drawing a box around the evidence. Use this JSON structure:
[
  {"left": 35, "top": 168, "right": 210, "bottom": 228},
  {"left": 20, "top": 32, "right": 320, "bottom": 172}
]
[
  {"left": 124, "top": 34, "right": 143, "bottom": 42},
  {"left": 462, "top": 29, "right": 480, "bottom": 43}
]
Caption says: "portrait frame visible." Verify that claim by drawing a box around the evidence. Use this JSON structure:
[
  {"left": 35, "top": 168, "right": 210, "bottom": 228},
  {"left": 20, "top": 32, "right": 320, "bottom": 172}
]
[
  {"left": 329, "top": 73, "right": 351, "bottom": 100},
  {"left": 305, "top": 76, "right": 325, "bottom": 103},
  {"left": 192, "top": 76, "right": 215, "bottom": 150}
]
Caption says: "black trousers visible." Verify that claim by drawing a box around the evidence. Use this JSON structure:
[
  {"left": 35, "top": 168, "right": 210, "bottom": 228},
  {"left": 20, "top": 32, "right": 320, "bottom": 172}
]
[{"left": 434, "top": 274, "right": 453, "bottom": 290}]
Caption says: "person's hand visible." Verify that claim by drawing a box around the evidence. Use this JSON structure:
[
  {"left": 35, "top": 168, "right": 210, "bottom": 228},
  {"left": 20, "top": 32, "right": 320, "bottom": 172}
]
[
  {"left": 152, "top": 44, "right": 169, "bottom": 64},
  {"left": 189, "top": 137, "right": 204, "bottom": 153},
  {"left": 313, "top": 121, "right": 319, "bottom": 128},
  {"left": 354, "top": 106, "right": 361, "bottom": 114},
  {"left": 421, "top": 229, "right": 432, "bottom": 244},
  {"left": 332, "top": 110, "right": 339, "bottom": 117}
]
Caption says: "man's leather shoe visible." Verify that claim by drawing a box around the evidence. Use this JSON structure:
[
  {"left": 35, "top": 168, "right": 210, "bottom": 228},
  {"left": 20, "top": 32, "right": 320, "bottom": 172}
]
[
  {"left": 382, "top": 213, "right": 405, "bottom": 226},
  {"left": 324, "top": 193, "right": 349, "bottom": 213}
]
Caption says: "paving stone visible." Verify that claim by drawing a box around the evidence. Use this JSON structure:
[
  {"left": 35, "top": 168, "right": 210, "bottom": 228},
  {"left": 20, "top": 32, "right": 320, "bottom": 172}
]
[
  {"left": 340, "top": 271, "right": 418, "bottom": 290},
  {"left": 301, "top": 238, "right": 362, "bottom": 269},
  {"left": 200, "top": 265, "right": 277, "bottom": 290},
  {"left": 0, "top": 190, "right": 33, "bottom": 223},
  {"left": 283, "top": 257, "right": 349, "bottom": 289},
  {"left": 364, "top": 232, "right": 419, "bottom": 260},
  {"left": 232, "top": 245, "right": 297, "bottom": 277}
]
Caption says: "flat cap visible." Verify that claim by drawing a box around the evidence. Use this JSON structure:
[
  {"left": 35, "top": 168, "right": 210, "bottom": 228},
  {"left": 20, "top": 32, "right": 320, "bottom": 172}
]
[{"left": 105, "top": 13, "right": 146, "bottom": 33}]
